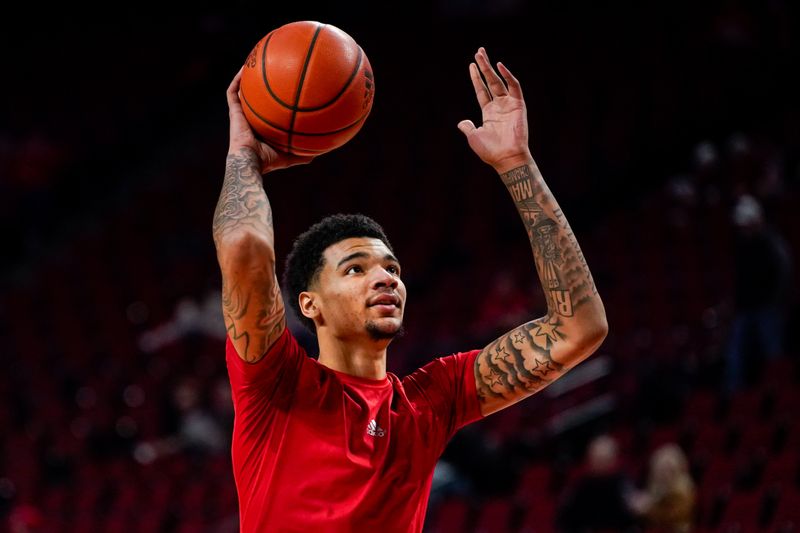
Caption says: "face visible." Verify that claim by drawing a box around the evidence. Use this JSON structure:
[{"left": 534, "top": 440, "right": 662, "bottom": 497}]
[{"left": 300, "top": 237, "right": 406, "bottom": 342}]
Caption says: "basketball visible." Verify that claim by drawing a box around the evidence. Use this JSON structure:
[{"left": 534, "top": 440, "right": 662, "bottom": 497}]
[{"left": 239, "top": 21, "right": 375, "bottom": 157}]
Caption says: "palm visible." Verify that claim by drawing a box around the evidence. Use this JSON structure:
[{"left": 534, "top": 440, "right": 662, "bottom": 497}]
[
  {"left": 233, "top": 126, "right": 288, "bottom": 172},
  {"left": 468, "top": 96, "right": 527, "bottom": 166},
  {"left": 459, "top": 48, "right": 530, "bottom": 170}
]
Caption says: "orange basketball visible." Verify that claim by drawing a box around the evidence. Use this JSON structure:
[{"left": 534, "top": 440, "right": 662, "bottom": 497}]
[{"left": 239, "top": 21, "right": 375, "bottom": 156}]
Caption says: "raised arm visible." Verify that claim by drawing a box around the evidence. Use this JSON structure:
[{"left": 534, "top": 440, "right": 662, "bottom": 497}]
[
  {"left": 458, "top": 48, "right": 608, "bottom": 416},
  {"left": 213, "top": 69, "right": 312, "bottom": 362}
]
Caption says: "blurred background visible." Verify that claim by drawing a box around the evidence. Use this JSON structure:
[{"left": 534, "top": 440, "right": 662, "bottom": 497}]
[{"left": 2, "top": 2, "right": 799, "bottom": 532}]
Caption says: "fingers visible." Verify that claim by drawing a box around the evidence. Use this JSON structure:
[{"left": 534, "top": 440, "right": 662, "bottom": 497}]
[
  {"left": 469, "top": 63, "right": 492, "bottom": 108},
  {"left": 474, "top": 47, "right": 507, "bottom": 99},
  {"left": 457, "top": 119, "right": 476, "bottom": 136},
  {"left": 497, "top": 62, "right": 523, "bottom": 100},
  {"left": 262, "top": 152, "right": 315, "bottom": 173},
  {"left": 227, "top": 67, "right": 244, "bottom": 110}
]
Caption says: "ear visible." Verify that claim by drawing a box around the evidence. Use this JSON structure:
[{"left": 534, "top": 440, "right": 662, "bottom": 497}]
[{"left": 298, "top": 291, "right": 320, "bottom": 321}]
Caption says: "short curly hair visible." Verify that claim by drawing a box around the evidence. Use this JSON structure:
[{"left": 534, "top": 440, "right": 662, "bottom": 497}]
[{"left": 283, "top": 213, "right": 394, "bottom": 334}]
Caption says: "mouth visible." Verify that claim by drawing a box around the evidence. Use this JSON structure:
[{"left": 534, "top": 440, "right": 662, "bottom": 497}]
[{"left": 368, "top": 294, "right": 401, "bottom": 309}]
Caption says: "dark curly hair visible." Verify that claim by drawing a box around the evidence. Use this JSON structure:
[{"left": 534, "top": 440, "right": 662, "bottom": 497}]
[{"left": 283, "top": 214, "right": 394, "bottom": 334}]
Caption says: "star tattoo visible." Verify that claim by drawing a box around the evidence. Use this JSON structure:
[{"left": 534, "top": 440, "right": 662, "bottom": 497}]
[
  {"left": 488, "top": 367, "right": 504, "bottom": 387},
  {"left": 492, "top": 344, "right": 513, "bottom": 365},
  {"left": 532, "top": 358, "right": 556, "bottom": 377},
  {"left": 533, "top": 321, "right": 561, "bottom": 344}
]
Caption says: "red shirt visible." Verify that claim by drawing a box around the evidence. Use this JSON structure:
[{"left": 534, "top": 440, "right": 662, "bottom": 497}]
[{"left": 225, "top": 328, "right": 483, "bottom": 532}]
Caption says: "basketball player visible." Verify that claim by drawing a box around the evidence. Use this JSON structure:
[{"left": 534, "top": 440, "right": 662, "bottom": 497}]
[{"left": 213, "top": 47, "right": 607, "bottom": 532}]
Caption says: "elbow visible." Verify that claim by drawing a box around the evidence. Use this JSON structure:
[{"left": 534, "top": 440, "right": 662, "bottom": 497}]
[
  {"left": 584, "top": 298, "right": 608, "bottom": 346},
  {"left": 588, "top": 315, "right": 609, "bottom": 348},
  {"left": 575, "top": 313, "right": 609, "bottom": 358}
]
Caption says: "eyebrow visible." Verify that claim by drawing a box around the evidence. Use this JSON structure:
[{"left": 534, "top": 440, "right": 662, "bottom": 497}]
[{"left": 336, "top": 252, "right": 400, "bottom": 269}]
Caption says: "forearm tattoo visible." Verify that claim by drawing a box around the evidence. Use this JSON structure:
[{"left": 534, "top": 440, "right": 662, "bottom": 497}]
[
  {"left": 212, "top": 148, "right": 273, "bottom": 246},
  {"left": 501, "top": 165, "right": 597, "bottom": 316},
  {"left": 214, "top": 148, "right": 285, "bottom": 362},
  {"left": 474, "top": 165, "right": 601, "bottom": 409},
  {"left": 476, "top": 318, "right": 566, "bottom": 403}
]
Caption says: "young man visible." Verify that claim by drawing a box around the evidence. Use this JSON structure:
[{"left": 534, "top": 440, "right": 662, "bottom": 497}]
[{"left": 213, "top": 47, "right": 607, "bottom": 532}]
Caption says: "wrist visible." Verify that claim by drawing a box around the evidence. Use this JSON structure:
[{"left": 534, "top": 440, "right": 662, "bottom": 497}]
[
  {"left": 492, "top": 151, "right": 534, "bottom": 175},
  {"left": 228, "top": 143, "right": 256, "bottom": 156},
  {"left": 226, "top": 146, "right": 264, "bottom": 172}
]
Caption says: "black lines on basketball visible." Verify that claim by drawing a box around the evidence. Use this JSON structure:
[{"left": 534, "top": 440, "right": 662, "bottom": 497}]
[
  {"left": 298, "top": 46, "right": 363, "bottom": 112},
  {"left": 295, "top": 115, "right": 368, "bottom": 136},
  {"left": 241, "top": 88, "right": 288, "bottom": 134},
  {"left": 254, "top": 134, "right": 330, "bottom": 154},
  {"left": 287, "top": 23, "right": 324, "bottom": 152},
  {"left": 260, "top": 33, "right": 293, "bottom": 111},
  {"left": 241, "top": 87, "right": 368, "bottom": 137},
  {"left": 260, "top": 26, "right": 363, "bottom": 114},
  {"left": 292, "top": 24, "right": 324, "bottom": 110}
]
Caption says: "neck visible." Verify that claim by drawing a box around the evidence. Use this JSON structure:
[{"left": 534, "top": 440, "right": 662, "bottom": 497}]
[{"left": 317, "top": 331, "right": 389, "bottom": 380}]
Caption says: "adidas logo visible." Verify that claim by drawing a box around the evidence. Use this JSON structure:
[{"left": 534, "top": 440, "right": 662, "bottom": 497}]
[{"left": 366, "top": 419, "right": 386, "bottom": 438}]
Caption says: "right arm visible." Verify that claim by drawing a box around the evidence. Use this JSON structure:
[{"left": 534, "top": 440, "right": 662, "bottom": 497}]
[
  {"left": 213, "top": 69, "right": 312, "bottom": 362},
  {"left": 213, "top": 148, "right": 284, "bottom": 362}
]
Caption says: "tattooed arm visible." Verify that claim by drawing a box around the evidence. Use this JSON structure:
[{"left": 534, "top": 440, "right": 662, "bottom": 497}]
[
  {"left": 214, "top": 69, "right": 312, "bottom": 363},
  {"left": 459, "top": 48, "right": 608, "bottom": 416}
]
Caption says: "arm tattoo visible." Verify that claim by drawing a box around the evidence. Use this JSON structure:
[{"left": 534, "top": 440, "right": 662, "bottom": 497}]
[
  {"left": 215, "top": 148, "right": 285, "bottom": 362},
  {"left": 222, "top": 276, "right": 285, "bottom": 362},
  {"left": 501, "top": 165, "right": 597, "bottom": 316},
  {"left": 212, "top": 148, "right": 273, "bottom": 247},
  {"left": 475, "top": 317, "right": 566, "bottom": 405},
  {"left": 475, "top": 165, "right": 603, "bottom": 410}
]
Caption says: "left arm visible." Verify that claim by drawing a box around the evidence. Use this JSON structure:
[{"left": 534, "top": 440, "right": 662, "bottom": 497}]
[{"left": 459, "top": 48, "right": 608, "bottom": 416}]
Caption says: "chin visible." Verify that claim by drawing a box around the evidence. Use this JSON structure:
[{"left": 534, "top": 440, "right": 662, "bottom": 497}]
[{"left": 365, "top": 319, "right": 405, "bottom": 341}]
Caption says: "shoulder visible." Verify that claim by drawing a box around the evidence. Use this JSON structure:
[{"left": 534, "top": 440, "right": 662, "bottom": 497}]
[
  {"left": 226, "top": 327, "right": 314, "bottom": 390},
  {"left": 400, "top": 349, "right": 482, "bottom": 420},
  {"left": 226, "top": 326, "right": 302, "bottom": 362},
  {"left": 402, "top": 349, "right": 480, "bottom": 389}
]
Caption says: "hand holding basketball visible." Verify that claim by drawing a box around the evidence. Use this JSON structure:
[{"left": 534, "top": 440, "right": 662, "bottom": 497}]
[
  {"left": 239, "top": 21, "right": 375, "bottom": 157},
  {"left": 227, "top": 69, "right": 314, "bottom": 173}
]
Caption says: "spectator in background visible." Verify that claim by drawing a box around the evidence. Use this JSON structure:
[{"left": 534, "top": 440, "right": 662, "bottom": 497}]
[
  {"left": 628, "top": 443, "right": 695, "bottom": 533},
  {"left": 133, "top": 377, "right": 226, "bottom": 464},
  {"left": 137, "top": 289, "right": 226, "bottom": 353},
  {"left": 171, "top": 377, "right": 227, "bottom": 456},
  {"left": 724, "top": 193, "right": 792, "bottom": 391},
  {"left": 556, "top": 434, "right": 638, "bottom": 533}
]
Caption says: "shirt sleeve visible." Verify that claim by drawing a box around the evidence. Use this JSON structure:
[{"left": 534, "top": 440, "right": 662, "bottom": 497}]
[
  {"left": 402, "top": 349, "right": 484, "bottom": 441},
  {"left": 225, "top": 327, "right": 307, "bottom": 409}
]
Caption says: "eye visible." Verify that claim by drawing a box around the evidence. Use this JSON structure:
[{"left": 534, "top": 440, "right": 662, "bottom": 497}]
[
  {"left": 345, "top": 265, "right": 363, "bottom": 274},
  {"left": 386, "top": 264, "right": 401, "bottom": 276}
]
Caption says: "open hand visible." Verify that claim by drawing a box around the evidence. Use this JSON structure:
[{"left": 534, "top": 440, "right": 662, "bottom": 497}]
[{"left": 458, "top": 48, "right": 532, "bottom": 173}]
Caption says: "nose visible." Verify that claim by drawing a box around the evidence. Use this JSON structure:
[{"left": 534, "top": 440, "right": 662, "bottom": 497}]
[{"left": 371, "top": 267, "right": 398, "bottom": 289}]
